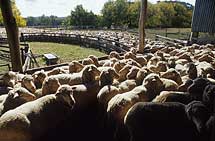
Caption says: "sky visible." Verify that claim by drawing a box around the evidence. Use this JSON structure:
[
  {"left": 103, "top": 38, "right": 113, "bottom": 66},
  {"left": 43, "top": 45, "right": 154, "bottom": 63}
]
[{"left": 16, "top": 0, "right": 196, "bottom": 17}]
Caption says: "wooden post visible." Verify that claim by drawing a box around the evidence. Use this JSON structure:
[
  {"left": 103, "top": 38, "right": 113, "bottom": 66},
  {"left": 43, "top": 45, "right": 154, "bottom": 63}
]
[
  {"left": 138, "top": 0, "right": 147, "bottom": 54},
  {"left": 0, "top": 0, "right": 23, "bottom": 72}
]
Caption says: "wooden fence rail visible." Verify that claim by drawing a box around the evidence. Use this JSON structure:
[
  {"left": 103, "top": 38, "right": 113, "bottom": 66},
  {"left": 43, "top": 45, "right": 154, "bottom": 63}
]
[
  {"left": 155, "top": 35, "right": 188, "bottom": 47},
  {"left": 20, "top": 32, "right": 130, "bottom": 54}
]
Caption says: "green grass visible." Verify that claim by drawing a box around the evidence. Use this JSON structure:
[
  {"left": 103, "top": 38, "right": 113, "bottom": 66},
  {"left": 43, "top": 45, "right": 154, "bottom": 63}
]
[
  {"left": 145, "top": 28, "right": 191, "bottom": 40},
  {"left": 28, "top": 42, "right": 106, "bottom": 67}
]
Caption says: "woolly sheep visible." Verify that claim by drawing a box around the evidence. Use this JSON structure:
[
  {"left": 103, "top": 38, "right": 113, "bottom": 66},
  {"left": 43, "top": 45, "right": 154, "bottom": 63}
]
[
  {"left": 99, "top": 68, "right": 119, "bottom": 88},
  {"left": 46, "top": 67, "right": 67, "bottom": 76},
  {"left": 0, "top": 85, "right": 75, "bottom": 141},
  {"left": 82, "top": 58, "right": 94, "bottom": 65},
  {"left": 15, "top": 75, "right": 36, "bottom": 94},
  {"left": 44, "top": 65, "right": 100, "bottom": 87},
  {"left": 0, "top": 87, "right": 36, "bottom": 116},
  {"left": 161, "top": 68, "right": 183, "bottom": 85},
  {"left": 143, "top": 73, "right": 164, "bottom": 101},
  {"left": 107, "top": 85, "right": 148, "bottom": 123},
  {"left": 1, "top": 71, "right": 17, "bottom": 87},
  {"left": 42, "top": 76, "right": 61, "bottom": 95},
  {"left": 161, "top": 78, "right": 179, "bottom": 91},
  {"left": 152, "top": 91, "right": 192, "bottom": 104},
  {"left": 109, "top": 51, "right": 121, "bottom": 60},
  {"left": 69, "top": 61, "right": 84, "bottom": 73},
  {"left": 32, "top": 70, "right": 47, "bottom": 89},
  {"left": 88, "top": 55, "right": 100, "bottom": 67},
  {"left": 124, "top": 102, "right": 201, "bottom": 141},
  {"left": 188, "top": 78, "right": 211, "bottom": 101}
]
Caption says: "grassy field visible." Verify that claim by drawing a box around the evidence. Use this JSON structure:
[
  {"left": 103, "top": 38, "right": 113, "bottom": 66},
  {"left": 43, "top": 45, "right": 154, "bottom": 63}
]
[
  {"left": 0, "top": 42, "right": 106, "bottom": 73},
  {"left": 29, "top": 42, "right": 106, "bottom": 67},
  {"left": 135, "top": 28, "right": 192, "bottom": 40}
]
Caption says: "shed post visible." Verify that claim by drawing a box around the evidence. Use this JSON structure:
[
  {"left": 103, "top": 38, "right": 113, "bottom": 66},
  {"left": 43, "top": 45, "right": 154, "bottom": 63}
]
[
  {"left": 138, "top": 0, "right": 147, "bottom": 54},
  {"left": 0, "top": 0, "right": 23, "bottom": 72}
]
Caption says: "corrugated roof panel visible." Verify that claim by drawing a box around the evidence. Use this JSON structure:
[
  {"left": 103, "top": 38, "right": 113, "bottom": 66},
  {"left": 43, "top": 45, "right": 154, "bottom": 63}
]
[{"left": 192, "top": 0, "right": 215, "bottom": 33}]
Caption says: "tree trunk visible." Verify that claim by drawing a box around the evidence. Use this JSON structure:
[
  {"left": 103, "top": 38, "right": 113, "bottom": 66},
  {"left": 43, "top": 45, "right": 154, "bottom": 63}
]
[
  {"left": 0, "top": 0, "right": 23, "bottom": 72},
  {"left": 138, "top": 0, "right": 147, "bottom": 54}
]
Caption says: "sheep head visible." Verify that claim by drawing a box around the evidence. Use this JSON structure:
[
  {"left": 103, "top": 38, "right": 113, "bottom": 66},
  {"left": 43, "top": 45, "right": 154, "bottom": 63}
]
[
  {"left": 186, "top": 101, "right": 211, "bottom": 133},
  {"left": 42, "top": 76, "right": 61, "bottom": 95},
  {"left": 161, "top": 68, "right": 183, "bottom": 85},
  {"left": 109, "top": 51, "right": 121, "bottom": 60},
  {"left": 56, "top": 85, "right": 75, "bottom": 108},
  {"left": 32, "top": 69, "right": 47, "bottom": 89},
  {"left": 82, "top": 58, "right": 94, "bottom": 65},
  {"left": 21, "top": 75, "right": 36, "bottom": 94},
  {"left": 88, "top": 55, "right": 100, "bottom": 67},
  {"left": 100, "top": 68, "right": 119, "bottom": 87},
  {"left": 127, "top": 66, "right": 140, "bottom": 80},
  {"left": 2, "top": 71, "right": 17, "bottom": 87},
  {"left": 187, "top": 63, "right": 198, "bottom": 79},
  {"left": 2, "top": 87, "right": 36, "bottom": 114},
  {"left": 143, "top": 73, "right": 164, "bottom": 100},
  {"left": 82, "top": 65, "right": 100, "bottom": 83},
  {"left": 69, "top": 61, "right": 84, "bottom": 73}
]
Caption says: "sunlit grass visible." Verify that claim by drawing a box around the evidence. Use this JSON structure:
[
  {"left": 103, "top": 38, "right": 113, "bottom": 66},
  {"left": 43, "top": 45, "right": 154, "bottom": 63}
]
[{"left": 28, "top": 42, "right": 106, "bottom": 66}]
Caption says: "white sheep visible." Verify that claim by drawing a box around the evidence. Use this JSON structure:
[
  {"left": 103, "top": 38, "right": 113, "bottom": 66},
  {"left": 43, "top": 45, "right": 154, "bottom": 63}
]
[
  {"left": 0, "top": 85, "right": 75, "bottom": 141},
  {"left": 0, "top": 87, "right": 36, "bottom": 116}
]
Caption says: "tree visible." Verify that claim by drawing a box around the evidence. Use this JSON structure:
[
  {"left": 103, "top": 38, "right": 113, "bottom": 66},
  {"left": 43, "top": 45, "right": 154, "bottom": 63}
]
[
  {"left": 127, "top": 0, "right": 140, "bottom": 28},
  {"left": 101, "top": 1, "right": 115, "bottom": 28},
  {"left": 102, "top": 0, "right": 129, "bottom": 28},
  {"left": 172, "top": 3, "right": 192, "bottom": 27},
  {"left": 70, "top": 4, "right": 98, "bottom": 27},
  {"left": 156, "top": 2, "right": 175, "bottom": 28},
  {"left": 146, "top": 2, "right": 162, "bottom": 28}
]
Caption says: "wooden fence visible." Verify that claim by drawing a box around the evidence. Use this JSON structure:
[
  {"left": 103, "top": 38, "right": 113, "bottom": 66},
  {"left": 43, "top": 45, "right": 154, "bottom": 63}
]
[
  {"left": 0, "top": 37, "right": 36, "bottom": 72},
  {"left": 155, "top": 35, "right": 188, "bottom": 47},
  {"left": 20, "top": 32, "right": 131, "bottom": 54}
]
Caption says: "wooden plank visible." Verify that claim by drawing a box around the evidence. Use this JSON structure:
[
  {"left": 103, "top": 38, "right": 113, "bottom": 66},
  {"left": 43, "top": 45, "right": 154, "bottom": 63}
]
[
  {"left": 0, "top": 0, "right": 22, "bottom": 72},
  {"left": 139, "top": 0, "right": 147, "bottom": 53}
]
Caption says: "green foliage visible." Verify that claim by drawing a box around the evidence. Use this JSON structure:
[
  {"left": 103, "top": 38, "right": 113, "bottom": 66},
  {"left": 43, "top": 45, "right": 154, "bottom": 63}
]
[
  {"left": 26, "top": 15, "right": 64, "bottom": 27},
  {"left": 0, "top": 0, "right": 26, "bottom": 27},
  {"left": 101, "top": 0, "right": 193, "bottom": 28},
  {"left": 70, "top": 5, "right": 98, "bottom": 27}
]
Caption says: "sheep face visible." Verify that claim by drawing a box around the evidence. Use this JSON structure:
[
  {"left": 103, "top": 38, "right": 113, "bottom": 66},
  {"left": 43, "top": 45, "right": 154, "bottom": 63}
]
[
  {"left": 82, "top": 65, "right": 100, "bottom": 83},
  {"left": 82, "top": 58, "right": 94, "bottom": 65},
  {"left": 143, "top": 73, "right": 163, "bottom": 89},
  {"left": 127, "top": 67, "right": 140, "bottom": 80},
  {"left": 124, "top": 52, "right": 136, "bottom": 60},
  {"left": 88, "top": 55, "right": 100, "bottom": 67},
  {"left": 186, "top": 101, "right": 211, "bottom": 133},
  {"left": 203, "top": 84, "right": 215, "bottom": 111},
  {"left": 113, "top": 62, "right": 126, "bottom": 73},
  {"left": 56, "top": 85, "right": 75, "bottom": 108},
  {"left": 143, "top": 73, "right": 164, "bottom": 100},
  {"left": 109, "top": 51, "right": 121, "bottom": 60},
  {"left": 187, "top": 63, "right": 198, "bottom": 79},
  {"left": 100, "top": 68, "right": 119, "bottom": 87},
  {"left": 119, "top": 65, "right": 132, "bottom": 81},
  {"left": 2, "top": 71, "right": 17, "bottom": 87},
  {"left": 10, "top": 87, "right": 36, "bottom": 101},
  {"left": 32, "top": 70, "right": 47, "bottom": 89},
  {"left": 188, "top": 78, "right": 210, "bottom": 100},
  {"left": 161, "top": 69, "right": 182, "bottom": 85},
  {"left": 69, "top": 61, "right": 84, "bottom": 73},
  {"left": 42, "top": 77, "right": 61, "bottom": 95},
  {"left": 21, "top": 75, "right": 36, "bottom": 93}
]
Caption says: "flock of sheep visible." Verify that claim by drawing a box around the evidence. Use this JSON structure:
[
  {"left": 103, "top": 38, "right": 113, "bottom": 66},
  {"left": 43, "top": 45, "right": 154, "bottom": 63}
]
[{"left": 0, "top": 40, "right": 215, "bottom": 141}]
